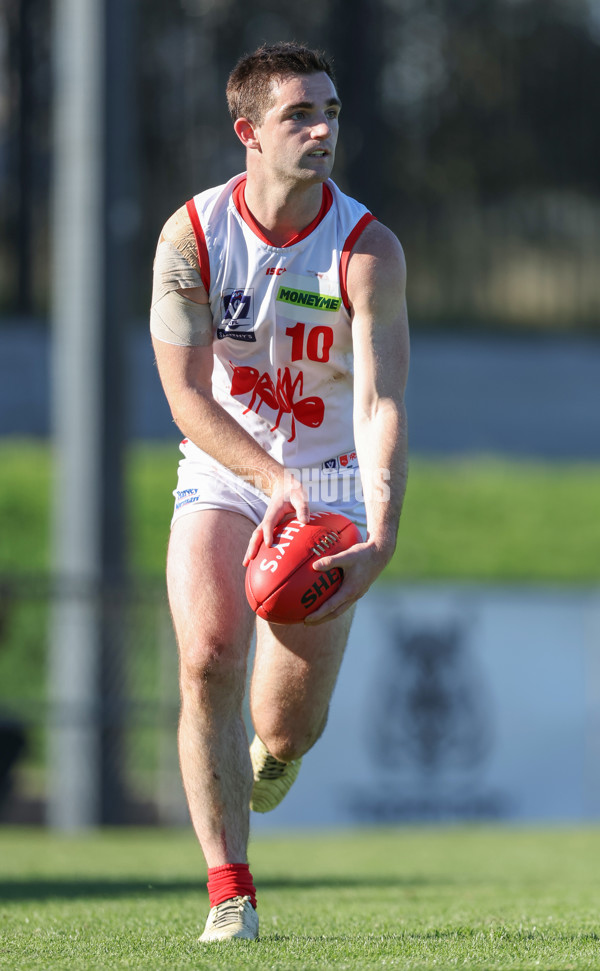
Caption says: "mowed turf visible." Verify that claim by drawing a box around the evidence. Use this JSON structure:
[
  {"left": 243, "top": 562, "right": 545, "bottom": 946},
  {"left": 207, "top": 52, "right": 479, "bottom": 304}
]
[{"left": 1, "top": 826, "right": 599, "bottom": 969}]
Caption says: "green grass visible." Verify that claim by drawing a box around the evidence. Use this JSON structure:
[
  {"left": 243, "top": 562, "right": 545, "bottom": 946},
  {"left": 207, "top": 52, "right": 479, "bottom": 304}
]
[
  {"left": 1, "top": 826, "right": 599, "bottom": 969},
  {"left": 2, "top": 439, "right": 599, "bottom": 789},
  {"left": 398, "top": 458, "right": 600, "bottom": 582},
  {"left": 2, "top": 438, "right": 600, "bottom": 582}
]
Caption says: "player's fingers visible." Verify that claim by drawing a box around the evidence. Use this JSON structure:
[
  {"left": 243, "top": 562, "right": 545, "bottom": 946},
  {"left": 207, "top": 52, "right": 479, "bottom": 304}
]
[
  {"left": 304, "top": 591, "right": 358, "bottom": 625},
  {"left": 307, "top": 571, "right": 365, "bottom": 622},
  {"left": 289, "top": 485, "right": 310, "bottom": 524},
  {"left": 243, "top": 526, "right": 265, "bottom": 564},
  {"left": 312, "top": 545, "right": 364, "bottom": 573},
  {"left": 261, "top": 503, "right": 291, "bottom": 547},
  {"left": 262, "top": 520, "right": 275, "bottom": 549}
]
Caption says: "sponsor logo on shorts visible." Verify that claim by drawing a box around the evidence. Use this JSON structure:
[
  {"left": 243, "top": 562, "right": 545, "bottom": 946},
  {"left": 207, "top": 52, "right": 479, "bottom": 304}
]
[
  {"left": 218, "top": 289, "right": 255, "bottom": 341},
  {"left": 276, "top": 285, "right": 341, "bottom": 312},
  {"left": 175, "top": 488, "right": 200, "bottom": 510}
]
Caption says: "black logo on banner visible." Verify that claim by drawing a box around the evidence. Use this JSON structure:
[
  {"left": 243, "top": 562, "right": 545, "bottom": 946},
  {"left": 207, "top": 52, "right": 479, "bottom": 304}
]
[{"left": 345, "top": 621, "right": 509, "bottom": 823}]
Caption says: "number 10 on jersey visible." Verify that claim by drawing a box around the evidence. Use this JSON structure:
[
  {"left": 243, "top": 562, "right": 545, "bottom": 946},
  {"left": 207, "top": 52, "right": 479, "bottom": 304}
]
[{"left": 286, "top": 322, "right": 334, "bottom": 363}]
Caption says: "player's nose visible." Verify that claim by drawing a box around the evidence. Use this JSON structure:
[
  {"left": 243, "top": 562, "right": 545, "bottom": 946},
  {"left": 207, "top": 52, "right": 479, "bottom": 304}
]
[{"left": 311, "top": 116, "right": 332, "bottom": 138}]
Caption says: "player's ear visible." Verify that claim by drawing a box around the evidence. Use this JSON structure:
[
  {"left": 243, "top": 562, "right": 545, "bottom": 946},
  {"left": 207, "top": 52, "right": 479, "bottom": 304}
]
[{"left": 234, "top": 117, "right": 261, "bottom": 151}]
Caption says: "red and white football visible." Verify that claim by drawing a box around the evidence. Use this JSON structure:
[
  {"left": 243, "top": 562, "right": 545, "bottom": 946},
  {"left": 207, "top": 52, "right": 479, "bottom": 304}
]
[{"left": 245, "top": 511, "right": 362, "bottom": 624}]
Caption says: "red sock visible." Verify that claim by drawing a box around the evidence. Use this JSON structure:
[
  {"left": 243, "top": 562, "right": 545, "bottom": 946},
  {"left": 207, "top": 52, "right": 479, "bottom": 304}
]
[{"left": 207, "top": 863, "right": 257, "bottom": 909}]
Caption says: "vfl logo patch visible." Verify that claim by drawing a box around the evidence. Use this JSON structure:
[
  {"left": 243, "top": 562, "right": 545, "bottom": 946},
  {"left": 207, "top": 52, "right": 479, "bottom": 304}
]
[
  {"left": 218, "top": 289, "right": 255, "bottom": 342},
  {"left": 276, "top": 285, "right": 341, "bottom": 312}
]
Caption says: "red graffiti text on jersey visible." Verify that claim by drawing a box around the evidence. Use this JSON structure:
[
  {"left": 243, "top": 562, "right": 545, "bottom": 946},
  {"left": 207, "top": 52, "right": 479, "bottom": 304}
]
[{"left": 229, "top": 362, "right": 324, "bottom": 444}]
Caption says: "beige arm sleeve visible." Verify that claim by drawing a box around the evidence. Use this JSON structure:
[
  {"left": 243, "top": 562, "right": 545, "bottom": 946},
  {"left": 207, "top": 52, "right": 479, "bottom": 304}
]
[{"left": 150, "top": 205, "right": 214, "bottom": 346}]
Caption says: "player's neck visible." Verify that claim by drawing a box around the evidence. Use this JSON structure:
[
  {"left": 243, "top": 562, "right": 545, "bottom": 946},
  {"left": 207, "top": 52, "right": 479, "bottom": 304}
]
[{"left": 243, "top": 178, "right": 325, "bottom": 248}]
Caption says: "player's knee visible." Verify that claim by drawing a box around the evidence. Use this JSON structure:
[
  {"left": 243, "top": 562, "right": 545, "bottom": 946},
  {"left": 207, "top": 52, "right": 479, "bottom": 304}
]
[
  {"left": 261, "top": 710, "right": 329, "bottom": 763},
  {"left": 179, "top": 639, "right": 246, "bottom": 697},
  {"left": 265, "top": 732, "right": 315, "bottom": 763}
]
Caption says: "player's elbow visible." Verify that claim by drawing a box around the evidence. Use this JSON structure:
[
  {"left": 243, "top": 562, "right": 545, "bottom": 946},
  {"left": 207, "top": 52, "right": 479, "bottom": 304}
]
[{"left": 355, "top": 392, "right": 404, "bottom": 427}]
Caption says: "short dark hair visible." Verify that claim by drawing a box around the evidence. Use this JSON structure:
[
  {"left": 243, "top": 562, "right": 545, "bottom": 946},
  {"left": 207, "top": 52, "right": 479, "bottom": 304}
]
[{"left": 226, "top": 42, "right": 337, "bottom": 126}]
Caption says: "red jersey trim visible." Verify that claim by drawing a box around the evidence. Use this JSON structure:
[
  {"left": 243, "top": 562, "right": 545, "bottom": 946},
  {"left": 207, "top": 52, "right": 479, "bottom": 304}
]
[
  {"left": 232, "top": 177, "right": 334, "bottom": 248},
  {"left": 339, "top": 213, "right": 377, "bottom": 312},
  {"left": 185, "top": 198, "right": 211, "bottom": 293}
]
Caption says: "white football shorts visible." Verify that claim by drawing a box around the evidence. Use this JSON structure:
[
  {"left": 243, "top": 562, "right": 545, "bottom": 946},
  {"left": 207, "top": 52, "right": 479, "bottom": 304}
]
[{"left": 171, "top": 439, "right": 368, "bottom": 537}]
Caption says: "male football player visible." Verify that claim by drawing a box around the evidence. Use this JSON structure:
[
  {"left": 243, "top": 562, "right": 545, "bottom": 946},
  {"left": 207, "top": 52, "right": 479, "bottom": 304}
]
[{"left": 151, "top": 41, "right": 409, "bottom": 942}]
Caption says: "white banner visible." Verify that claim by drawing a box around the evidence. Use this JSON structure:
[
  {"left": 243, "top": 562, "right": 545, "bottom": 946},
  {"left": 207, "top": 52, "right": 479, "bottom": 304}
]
[{"left": 251, "top": 584, "right": 600, "bottom": 829}]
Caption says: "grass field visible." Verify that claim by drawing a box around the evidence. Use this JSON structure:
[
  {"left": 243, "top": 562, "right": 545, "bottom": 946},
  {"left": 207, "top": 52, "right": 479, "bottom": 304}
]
[
  {"left": 2, "top": 439, "right": 600, "bottom": 582},
  {"left": 1, "top": 826, "right": 599, "bottom": 969}
]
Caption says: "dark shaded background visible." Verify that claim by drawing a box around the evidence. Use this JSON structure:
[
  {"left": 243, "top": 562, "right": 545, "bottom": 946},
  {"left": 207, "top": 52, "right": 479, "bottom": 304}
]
[{"left": 2, "top": 0, "right": 599, "bottom": 331}]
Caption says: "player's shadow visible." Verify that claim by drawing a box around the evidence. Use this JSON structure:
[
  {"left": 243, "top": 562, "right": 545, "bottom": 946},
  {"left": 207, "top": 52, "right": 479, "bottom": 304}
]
[
  {"left": 268, "top": 930, "right": 600, "bottom": 945},
  {"left": 0, "top": 873, "right": 446, "bottom": 902},
  {"left": 260, "top": 875, "right": 452, "bottom": 890}
]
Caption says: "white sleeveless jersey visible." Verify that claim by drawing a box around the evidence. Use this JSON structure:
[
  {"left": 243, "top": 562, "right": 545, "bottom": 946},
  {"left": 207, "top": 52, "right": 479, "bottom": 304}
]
[{"left": 186, "top": 172, "right": 374, "bottom": 472}]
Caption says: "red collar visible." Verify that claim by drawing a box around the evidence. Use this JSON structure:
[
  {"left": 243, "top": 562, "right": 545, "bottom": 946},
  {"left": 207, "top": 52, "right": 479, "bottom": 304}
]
[{"left": 232, "top": 177, "right": 333, "bottom": 247}]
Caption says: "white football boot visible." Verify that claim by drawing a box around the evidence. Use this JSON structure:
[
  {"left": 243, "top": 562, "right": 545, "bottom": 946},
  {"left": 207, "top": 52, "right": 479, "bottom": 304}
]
[
  {"left": 249, "top": 735, "right": 302, "bottom": 813},
  {"left": 199, "top": 895, "right": 259, "bottom": 942}
]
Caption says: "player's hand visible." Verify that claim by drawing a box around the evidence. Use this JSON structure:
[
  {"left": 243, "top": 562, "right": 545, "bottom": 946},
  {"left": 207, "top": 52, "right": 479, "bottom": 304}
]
[
  {"left": 243, "top": 473, "right": 310, "bottom": 565},
  {"left": 304, "top": 539, "right": 393, "bottom": 624}
]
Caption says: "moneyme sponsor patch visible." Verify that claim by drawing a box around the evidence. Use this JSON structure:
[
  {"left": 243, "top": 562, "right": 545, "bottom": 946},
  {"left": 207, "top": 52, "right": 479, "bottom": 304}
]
[{"left": 276, "top": 285, "right": 341, "bottom": 312}]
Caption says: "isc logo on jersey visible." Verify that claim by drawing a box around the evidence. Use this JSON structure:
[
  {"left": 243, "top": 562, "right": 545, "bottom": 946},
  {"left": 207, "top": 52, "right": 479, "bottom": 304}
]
[{"left": 218, "top": 289, "right": 255, "bottom": 341}]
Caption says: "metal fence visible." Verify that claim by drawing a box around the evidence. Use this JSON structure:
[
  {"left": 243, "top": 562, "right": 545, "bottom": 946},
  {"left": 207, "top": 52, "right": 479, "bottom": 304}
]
[
  {"left": 2, "top": 0, "right": 600, "bottom": 332},
  {"left": 405, "top": 193, "right": 600, "bottom": 330},
  {"left": 0, "top": 575, "right": 189, "bottom": 826}
]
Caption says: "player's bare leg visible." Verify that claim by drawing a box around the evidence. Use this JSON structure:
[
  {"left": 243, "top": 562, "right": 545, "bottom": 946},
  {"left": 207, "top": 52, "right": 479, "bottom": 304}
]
[
  {"left": 248, "top": 608, "right": 355, "bottom": 810},
  {"left": 167, "top": 509, "right": 256, "bottom": 865}
]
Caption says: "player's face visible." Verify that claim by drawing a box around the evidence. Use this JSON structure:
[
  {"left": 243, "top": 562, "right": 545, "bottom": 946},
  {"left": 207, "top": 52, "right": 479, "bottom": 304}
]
[{"left": 255, "top": 72, "right": 341, "bottom": 185}]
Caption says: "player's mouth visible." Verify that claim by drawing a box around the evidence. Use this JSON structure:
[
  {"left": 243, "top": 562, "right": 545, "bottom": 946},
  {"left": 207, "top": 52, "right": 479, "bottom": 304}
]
[{"left": 306, "top": 149, "right": 330, "bottom": 158}]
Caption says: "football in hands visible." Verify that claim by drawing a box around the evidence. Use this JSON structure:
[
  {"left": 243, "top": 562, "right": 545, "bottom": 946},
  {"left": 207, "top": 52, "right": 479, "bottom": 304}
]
[{"left": 245, "top": 510, "right": 362, "bottom": 624}]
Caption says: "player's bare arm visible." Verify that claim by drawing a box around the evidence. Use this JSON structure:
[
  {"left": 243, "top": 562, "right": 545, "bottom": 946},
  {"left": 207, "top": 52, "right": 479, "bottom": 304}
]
[
  {"left": 152, "top": 335, "right": 309, "bottom": 530},
  {"left": 151, "top": 208, "right": 310, "bottom": 535},
  {"left": 306, "top": 219, "right": 409, "bottom": 623}
]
